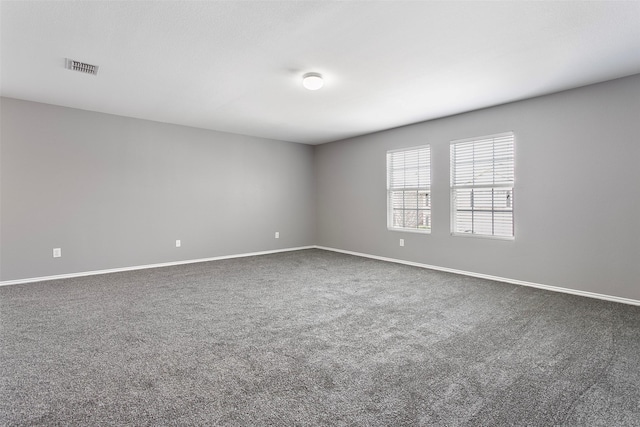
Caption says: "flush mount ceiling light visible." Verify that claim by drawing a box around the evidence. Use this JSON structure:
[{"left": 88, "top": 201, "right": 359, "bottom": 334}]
[{"left": 302, "top": 72, "right": 324, "bottom": 90}]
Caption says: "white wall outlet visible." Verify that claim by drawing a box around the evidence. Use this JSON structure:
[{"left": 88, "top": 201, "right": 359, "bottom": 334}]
[
  {"left": 275, "top": 231, "right": 280, "bottom": 239},
  {"left": 53, "top": 248, "right": 62, "bottom": 258},
  {"left": 399, "top": 239, "right": 405, "bottom": 247},
  {"left": 176, "top": 240, "right": 181, "bottom": 247}
]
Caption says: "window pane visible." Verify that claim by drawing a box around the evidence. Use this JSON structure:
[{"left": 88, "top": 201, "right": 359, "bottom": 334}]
[
  {"left": 494, "top": 212, "right": 513, "bottom": 237},
  {"left": 403, "top": 210, "right": 417, "bottom": 228},
  {"left": 391, "top": 191, "right": 405, "bottom": 209},
  {"left": 473, "top": 212, "right": 493, "bottom": 235},
  {"left": 391, "top": 169, "right": 405, "bottom": 188},
  {"left": 417, "top": 210, "right": 430, "bottom": 229},
  {"left": 455, "top": 188, "right": 472, "bottom": 210},
  {"left": 494, "top": 188, "right": 513, "bottom": 210},
  {"left": 403, "top": 190, "right": 418, "bottom": 209},
  {"left": 456, "top": 211, "right": 473, "bottom": 234},
  {"left": 418, "top": 191, "right": 430, "bottom": 209},
  {"left": 392, "top": 209, "right": 404, "bottom": 228},
  {"left": 472, "top": 189, "right": 493, "bottom": 211}
]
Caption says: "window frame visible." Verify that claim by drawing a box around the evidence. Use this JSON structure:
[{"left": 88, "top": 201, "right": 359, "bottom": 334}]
[
  {"left": 386, "top": 144, "right": 432, "bottom": 234},
  {"left": 450, "top": 132, "right": 515, "bottom": 240}
]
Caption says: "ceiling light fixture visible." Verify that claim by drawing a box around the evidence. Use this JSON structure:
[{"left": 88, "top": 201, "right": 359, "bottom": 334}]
[{"left": 302, "top": 72, "right": 324, "bottom": 90}]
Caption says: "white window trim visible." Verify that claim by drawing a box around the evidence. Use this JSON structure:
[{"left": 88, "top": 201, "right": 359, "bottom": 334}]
[
  {"left": 386, "top": 226, "right": 430, "bottom": 234},
  {"left": 450, "top": 131, "right": 515, "bottom": 240},
  {"left": 387, "top": 145, "right": 431, "bottom": 234}
]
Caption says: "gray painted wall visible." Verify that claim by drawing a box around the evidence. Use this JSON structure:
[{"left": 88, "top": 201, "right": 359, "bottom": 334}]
[
  {"left": 2, "top": 75, "right": 639, "bottom": 301},
  {"left": 315, "top": 74, "right": 640, "bottom": 300},
  {"left": 1, "top": 98, "right": 316, "bottom": 281}
]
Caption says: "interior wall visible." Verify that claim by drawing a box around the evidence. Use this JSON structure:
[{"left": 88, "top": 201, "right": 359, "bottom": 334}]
[
  {"left": 315, "top": 74, "right": 640, "bottom": 301},
  {"left": 2, "top": 76, "right": 639, "bottom": 301},
  {"left": 0, "top": 98, "right": 316, "bottom": 281}
]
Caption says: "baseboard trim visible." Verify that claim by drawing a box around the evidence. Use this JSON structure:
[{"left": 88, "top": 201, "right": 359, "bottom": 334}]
[
  {"left": 0, "top": 246, "right": 316, "bottom": 287},
  {"left": 314, "top": 246, "right": 640, "bottom": 307},
  {"left": 4, "top": 245, "right": 638, "bottom": 306}
]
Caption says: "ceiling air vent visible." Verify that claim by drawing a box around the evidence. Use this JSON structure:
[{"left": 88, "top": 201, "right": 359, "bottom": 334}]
[{"left": 65, "top": 58, "right": 99, "bottom": 75}]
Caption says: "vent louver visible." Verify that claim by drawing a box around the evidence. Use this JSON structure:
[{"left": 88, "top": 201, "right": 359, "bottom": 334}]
[{"left": 65, "top": 58, "right": 99, "bottom": 75}]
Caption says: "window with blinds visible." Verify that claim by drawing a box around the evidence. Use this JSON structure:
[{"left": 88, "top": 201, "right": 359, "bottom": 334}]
[
  {"left": 387, "top": 145, "right": 431, "bottom": 233},
  {"left": 450, "top": 132, "right": 514, "bottom": 238}
]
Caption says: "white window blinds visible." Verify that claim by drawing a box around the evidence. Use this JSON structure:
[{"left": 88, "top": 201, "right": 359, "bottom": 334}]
[
  {"left": 387, "top": 145, "right": 431, "bottom": 232},
  {"left": 450, "top": 132, "right": 514, "bottom": 238}
]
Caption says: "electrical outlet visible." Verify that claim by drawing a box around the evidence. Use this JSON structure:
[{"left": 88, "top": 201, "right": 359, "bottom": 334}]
[
  {"left": 53, "top": 248, "right": 62, "bottom": 258},
  {"left": 176, "top": 240, "right": 181, "bottom": 247},
  {"left": 399, "top": 239, "right": 405, "bottom": 247},
  {"left": 275, "top": 232, "right": 279, "bottom": 239}
]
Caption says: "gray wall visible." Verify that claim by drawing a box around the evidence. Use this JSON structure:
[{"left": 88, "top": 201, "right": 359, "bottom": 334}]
[
  {"left": 315, "top": 74, "right": 640, "bottom": 300},
  {"left": 1, "top": 98, "right": 316, "bottom": 281},
  {"left": 3, "top": 75, "right": 639, "bottom": 301}
]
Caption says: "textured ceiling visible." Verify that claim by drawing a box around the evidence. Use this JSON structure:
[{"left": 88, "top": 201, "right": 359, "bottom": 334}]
[{"left": 1, "top": 1, "right": 639, "bottom": 144}]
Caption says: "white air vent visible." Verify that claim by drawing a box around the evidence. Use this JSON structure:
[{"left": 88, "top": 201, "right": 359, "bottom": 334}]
[{"left": 65, "top": 58, "right": 99, "bottom": 75}]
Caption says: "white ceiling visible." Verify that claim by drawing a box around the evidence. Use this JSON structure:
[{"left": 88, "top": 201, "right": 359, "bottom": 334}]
[{"left": 1, "top": 1, "right": 639, "bottom": 145}]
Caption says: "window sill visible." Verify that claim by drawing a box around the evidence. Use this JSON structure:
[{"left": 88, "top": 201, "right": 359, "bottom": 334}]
[
  {"left": 388, "top": 227, "right": 431, "bottom": 235},
  {"left": 451, "top": 232, "right": 514, "bottom": 241}
]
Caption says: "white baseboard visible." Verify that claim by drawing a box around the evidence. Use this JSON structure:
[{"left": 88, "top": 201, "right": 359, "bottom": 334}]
[
  {"left": 314, "top": 246, "right": 640, "bottom": 307},
  {"left": 0, "top": 246, "right": 315, "bottom": 287},
  {"left": 3, "top": 245, "right": 638, "bottom": 307}
]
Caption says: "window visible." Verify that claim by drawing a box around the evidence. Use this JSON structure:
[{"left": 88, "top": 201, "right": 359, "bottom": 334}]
[
  {"left": 387, "top": 145, "right": 431, "bottom": 233},
  {"left": 450, "top": 132, "right": 514, "bottom": 238}
]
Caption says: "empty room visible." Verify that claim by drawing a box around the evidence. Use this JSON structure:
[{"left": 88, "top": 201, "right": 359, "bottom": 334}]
[{"left": 1, "top": 1, "right": 639, "bottom": 425}]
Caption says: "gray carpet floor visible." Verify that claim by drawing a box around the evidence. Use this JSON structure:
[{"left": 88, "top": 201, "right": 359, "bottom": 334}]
[{"left": 1, "top": 249, "right": 639, "bottom": 426}]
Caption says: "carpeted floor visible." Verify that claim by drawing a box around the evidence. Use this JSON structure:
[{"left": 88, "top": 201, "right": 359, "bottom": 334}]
[{"left": 1, "top": 249, "right": 639, "bottom": 426}]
